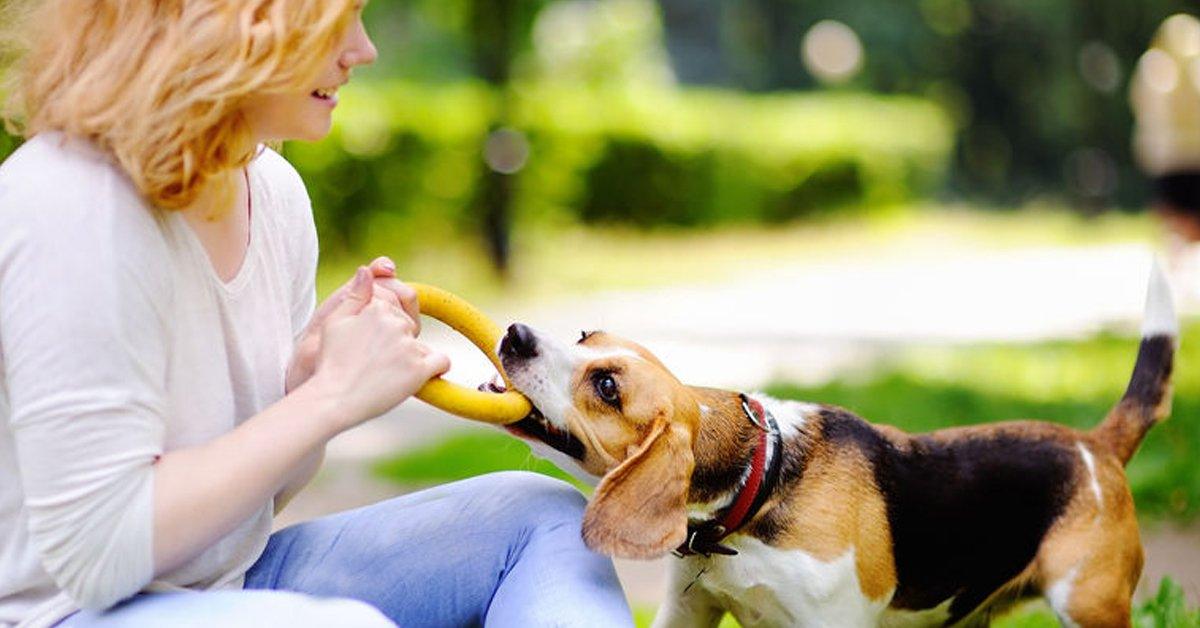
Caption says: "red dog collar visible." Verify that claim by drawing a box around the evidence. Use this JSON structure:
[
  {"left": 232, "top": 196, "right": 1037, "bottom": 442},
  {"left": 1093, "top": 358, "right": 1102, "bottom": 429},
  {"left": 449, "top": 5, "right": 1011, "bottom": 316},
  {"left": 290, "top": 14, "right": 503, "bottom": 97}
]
[{"left": 675, "top": 394, "right": 783, "bottom": 558}]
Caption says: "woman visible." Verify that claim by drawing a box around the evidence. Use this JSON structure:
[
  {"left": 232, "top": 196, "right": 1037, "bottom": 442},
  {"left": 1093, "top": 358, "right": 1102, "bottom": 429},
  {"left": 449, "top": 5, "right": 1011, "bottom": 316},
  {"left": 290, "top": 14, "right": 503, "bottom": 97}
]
[{"left": 0, "top": 1, "right": 632, "bottom": 626}]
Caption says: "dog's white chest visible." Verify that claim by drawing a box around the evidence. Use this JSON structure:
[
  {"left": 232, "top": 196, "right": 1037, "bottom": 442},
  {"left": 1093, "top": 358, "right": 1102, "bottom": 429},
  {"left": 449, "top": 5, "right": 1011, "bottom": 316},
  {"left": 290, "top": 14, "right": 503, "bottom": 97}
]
[{"left": 685, "top": 537, "right": 888, "bottom": 628}]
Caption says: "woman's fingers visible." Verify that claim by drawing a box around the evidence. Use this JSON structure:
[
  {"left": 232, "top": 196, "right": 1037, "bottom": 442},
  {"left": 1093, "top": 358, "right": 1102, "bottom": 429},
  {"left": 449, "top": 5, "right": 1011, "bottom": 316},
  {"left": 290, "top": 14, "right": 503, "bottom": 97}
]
[
  {"left": 369, "top": 256, "right": 396, "bottom": 277},
  {"left": 329, "top": 266, "right": 373, "bottom": 319},
  {"left": 311, "top": 287, "right": 452, "bottom": 428},
  {"left": 311, "top": 257, "right": 397, "bottom": 328},
  {"left": 365, "top": 256, "right": 419, "bottom": 334},
  {"left": 424, "top": 349, "right": 452, "bottom": 378},
  {"left": 365, "top": 297, "right": 416, "bottom": 335},
  {"left": 382, "top": 278, "right": 420, "bottom": 333},
  {"left": 368, "top": 284, "right": 419, "bottom": 331}
]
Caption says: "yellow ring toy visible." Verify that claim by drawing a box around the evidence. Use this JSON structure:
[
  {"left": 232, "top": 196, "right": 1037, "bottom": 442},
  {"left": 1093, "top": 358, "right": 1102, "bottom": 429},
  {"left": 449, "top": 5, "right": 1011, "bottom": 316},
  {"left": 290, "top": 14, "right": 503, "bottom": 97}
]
[{"left": 408, "top": 283, "right": 533, "bottom": 424}]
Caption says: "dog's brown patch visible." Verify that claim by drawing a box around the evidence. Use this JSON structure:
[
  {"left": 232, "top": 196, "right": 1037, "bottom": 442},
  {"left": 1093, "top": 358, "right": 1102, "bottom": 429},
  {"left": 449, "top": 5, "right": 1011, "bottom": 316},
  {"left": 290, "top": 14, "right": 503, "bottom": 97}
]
[
  {"left": 1037, "top": 440, "right": 1142, "bottom": 627},
  {"left": 686, "top": 388, "right": 763, "bottom": 503},
  {"left": 764, "top": 436, "right": 897, "bottom": 601}
]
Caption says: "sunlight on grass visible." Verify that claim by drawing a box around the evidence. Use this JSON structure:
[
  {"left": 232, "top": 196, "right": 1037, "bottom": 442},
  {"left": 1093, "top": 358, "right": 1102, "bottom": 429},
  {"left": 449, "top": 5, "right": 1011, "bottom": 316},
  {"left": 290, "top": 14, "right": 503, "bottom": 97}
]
[
  {"left": 318, "top": 206, "right": 1157, "bottom": 305},
  {"left": 629, "top": 579, "right": 1195, "bottom": 626},
  {"left": 628, "top": 580, "right": 1196, "bottom": 626},
  {"left": 632, "top": 607, "right": 741, "bottom": 627},
  {"left": 370, "top": 431, "right": 582, "bottom": 490}
]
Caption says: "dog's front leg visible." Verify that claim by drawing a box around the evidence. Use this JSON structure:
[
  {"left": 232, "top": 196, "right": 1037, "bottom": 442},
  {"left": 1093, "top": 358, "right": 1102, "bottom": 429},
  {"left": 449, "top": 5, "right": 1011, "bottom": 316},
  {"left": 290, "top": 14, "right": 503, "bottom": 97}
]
[{"left": 651, "top": 560, "right": 726, "bottom": 628}]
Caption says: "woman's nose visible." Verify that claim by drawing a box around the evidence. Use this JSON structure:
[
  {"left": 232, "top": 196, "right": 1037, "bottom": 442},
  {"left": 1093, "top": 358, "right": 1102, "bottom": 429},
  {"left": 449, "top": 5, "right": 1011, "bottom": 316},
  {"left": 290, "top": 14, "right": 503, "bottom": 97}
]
[{"left": 339, "top": 25, "right": 378, "bottom": 69}]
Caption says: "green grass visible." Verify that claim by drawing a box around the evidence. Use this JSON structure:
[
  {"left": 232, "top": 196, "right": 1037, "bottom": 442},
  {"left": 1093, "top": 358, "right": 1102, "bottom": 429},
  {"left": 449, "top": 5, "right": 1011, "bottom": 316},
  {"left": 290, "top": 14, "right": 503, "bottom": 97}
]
[
  {"left": 1132, "top": 579, "right": 1200, "bottom": 627},
  {"left": 371, "top": 431, "right": 580, "bottom": 489},
  {"left": 626, "top": 580, "right": 1198, "bottom": 626}
]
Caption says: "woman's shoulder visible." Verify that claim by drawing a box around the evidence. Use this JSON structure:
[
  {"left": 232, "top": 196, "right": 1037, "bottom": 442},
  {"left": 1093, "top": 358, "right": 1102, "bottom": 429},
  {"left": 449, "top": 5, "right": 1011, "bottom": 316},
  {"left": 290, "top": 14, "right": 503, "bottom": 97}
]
[
  {"left": 251, "top": 145, "right": 307, "bottom": 199},
  {"left": 250, "top": 145, "right": 314, "bottom": 235},
  {"left": 0, "top": 132, "right": 127, "bottom": 188},
  {"left": 0, "top": 133, "right": 171, "bottom": 260},
  {"left": 0, "top": 132, "right": 150, "bottom": 219}
]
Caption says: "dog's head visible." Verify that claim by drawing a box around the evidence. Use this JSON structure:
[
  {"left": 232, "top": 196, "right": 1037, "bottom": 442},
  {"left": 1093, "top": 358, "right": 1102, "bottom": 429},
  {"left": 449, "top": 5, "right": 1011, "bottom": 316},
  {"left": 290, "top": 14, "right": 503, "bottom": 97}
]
[{"left": 494, "top": 323, "right": 700, "bottom": 558}]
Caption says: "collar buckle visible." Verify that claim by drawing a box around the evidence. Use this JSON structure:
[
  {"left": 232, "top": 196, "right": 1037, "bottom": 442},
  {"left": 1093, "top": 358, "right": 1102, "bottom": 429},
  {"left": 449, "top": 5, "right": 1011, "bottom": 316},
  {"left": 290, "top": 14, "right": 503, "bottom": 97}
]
[{"left": 673, "top": 523, "right": 738, "bottom": 558}]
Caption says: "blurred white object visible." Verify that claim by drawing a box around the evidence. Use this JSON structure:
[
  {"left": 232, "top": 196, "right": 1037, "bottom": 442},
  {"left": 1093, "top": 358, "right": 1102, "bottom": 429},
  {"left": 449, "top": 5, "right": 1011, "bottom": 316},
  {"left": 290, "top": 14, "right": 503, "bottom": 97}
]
[
  {"left": 1164, "top": 236, "right": 1200, "bottom": 312},
  {"left": 1131, "top": 14, "right": 1200, "bottom": 176},
  {"left": 801, "top": 20, "right": 864, "bottom": 85}
]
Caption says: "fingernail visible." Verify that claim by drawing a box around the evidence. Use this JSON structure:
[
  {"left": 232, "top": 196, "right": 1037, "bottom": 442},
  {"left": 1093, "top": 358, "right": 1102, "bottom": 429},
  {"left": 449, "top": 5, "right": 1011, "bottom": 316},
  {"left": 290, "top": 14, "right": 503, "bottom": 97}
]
[{"left": 380, "top": 257, "right": 396, "bottom": 274}]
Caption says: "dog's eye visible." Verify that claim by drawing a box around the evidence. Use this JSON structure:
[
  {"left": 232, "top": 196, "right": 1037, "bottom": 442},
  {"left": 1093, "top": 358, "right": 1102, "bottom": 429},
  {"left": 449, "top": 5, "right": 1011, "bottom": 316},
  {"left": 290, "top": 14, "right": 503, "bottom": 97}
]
[
  {"left": 579, "top": 330, "right": 597, "bottom": 343},
  {"left": 593, "top": 373, "right": 620, "bottom": 407}
]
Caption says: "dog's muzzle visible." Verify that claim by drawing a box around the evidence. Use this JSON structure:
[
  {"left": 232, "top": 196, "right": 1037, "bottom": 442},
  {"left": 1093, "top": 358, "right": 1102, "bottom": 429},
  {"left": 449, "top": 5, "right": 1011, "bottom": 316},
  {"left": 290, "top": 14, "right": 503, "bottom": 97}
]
[{"left": 479, "top": 377, "right": 586, "bottom": 461}]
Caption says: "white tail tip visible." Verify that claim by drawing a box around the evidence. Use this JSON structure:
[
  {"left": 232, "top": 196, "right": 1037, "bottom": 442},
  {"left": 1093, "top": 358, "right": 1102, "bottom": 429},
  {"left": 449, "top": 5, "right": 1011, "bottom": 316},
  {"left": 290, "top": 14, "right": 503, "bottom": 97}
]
[{"left": 1142, "top": 257, "right": 1178, "bottom": 338}]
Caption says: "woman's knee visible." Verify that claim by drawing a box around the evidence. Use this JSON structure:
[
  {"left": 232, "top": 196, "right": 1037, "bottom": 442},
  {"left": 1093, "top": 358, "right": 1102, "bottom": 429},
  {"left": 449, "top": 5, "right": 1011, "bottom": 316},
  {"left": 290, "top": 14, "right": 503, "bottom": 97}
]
[{"left": 466, "top": 470, "right": 587, "bottom": 520}]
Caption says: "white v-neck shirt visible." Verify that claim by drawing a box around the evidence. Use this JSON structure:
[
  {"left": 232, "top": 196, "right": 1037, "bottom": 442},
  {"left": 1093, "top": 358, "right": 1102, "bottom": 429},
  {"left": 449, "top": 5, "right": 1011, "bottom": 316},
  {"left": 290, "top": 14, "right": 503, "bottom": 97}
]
[{"left": 0, "top": 134, "right": 318, "bottom": 628}]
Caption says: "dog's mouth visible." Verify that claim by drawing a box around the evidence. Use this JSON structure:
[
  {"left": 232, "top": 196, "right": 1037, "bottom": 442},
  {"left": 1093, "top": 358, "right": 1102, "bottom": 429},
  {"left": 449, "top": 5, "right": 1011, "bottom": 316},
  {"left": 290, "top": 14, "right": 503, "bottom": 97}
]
[{"left": 480, "top": 378, "right": 586, "bottom": 461}]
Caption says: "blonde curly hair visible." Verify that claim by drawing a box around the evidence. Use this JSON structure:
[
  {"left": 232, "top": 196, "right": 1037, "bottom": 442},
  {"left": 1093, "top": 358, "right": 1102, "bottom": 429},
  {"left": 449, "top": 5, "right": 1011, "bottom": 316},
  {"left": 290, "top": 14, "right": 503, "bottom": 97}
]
[{"left": 2, "top": 0, "right": 354, "bottom": 213}]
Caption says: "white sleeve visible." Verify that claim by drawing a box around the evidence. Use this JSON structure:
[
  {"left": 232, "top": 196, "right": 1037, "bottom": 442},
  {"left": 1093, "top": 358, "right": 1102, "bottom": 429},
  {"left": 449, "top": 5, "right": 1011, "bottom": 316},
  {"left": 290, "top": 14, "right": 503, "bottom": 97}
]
[{"left": 0, "top": 153, "right": 169, "bottom": 610}]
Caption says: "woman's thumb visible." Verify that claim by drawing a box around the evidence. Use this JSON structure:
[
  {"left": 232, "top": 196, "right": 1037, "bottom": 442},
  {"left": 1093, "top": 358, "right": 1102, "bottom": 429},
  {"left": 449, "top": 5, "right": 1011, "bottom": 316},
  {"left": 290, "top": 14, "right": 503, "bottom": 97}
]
[{"left": 332, "top": 266, "right": 373, "bottom": 317}]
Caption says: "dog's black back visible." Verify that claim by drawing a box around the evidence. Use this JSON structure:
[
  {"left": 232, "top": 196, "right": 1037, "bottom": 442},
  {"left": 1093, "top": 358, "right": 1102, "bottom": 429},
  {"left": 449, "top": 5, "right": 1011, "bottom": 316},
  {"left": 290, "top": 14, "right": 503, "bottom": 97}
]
[{"left": 818, "top": 407, "right": 1078, "bottom": 622}]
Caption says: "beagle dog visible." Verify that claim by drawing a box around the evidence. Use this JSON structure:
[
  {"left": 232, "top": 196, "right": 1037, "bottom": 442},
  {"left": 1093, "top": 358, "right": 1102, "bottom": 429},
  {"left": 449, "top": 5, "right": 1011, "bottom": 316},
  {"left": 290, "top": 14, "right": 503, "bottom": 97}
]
[{"left": 492, "top": 265, "right": 1175, "bottom": 628}]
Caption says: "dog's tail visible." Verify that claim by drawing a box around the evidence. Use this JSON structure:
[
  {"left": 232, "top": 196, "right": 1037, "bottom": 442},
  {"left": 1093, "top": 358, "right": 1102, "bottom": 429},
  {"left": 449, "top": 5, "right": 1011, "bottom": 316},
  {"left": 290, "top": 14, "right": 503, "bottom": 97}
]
[{"left": 1093, "top": 259, "right": 1177, "bottom": 465}]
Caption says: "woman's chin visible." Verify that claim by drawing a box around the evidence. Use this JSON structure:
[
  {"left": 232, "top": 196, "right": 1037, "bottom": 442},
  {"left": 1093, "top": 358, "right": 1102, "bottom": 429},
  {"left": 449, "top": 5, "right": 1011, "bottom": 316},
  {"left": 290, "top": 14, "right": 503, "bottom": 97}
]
[
  {"left": 286, "top": 117, "right": 333, "bottom": 143},
  {"left": 297, "top": 126, "right": 332, "bottom": 143}
]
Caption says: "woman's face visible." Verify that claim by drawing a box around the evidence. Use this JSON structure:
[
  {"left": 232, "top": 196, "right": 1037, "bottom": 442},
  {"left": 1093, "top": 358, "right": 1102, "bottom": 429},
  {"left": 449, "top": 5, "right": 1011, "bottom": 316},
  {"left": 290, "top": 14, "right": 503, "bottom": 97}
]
[{"left": 241, "top": 3, "right": 377, "bottom": 143}]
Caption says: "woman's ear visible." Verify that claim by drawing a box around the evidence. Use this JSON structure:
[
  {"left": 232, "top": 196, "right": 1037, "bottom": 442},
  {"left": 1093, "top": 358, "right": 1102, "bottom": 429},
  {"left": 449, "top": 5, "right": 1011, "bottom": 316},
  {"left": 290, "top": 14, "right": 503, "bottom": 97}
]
[{"left": 581, "top": 416, "right": 695, "bottom": 559}]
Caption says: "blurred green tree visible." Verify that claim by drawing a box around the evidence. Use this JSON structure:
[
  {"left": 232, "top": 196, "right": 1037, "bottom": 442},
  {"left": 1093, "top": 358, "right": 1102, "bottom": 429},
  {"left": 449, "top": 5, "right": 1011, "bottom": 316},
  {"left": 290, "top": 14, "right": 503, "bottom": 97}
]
[
  {"left": 5, "top": 0, "right": 1190, "bottom": 225},
  {"left": 417, "top": 0, "right": 551, "bottom": 275},
  {"left": 666, "top": 0, "right": 1196, "bottom": 207}
]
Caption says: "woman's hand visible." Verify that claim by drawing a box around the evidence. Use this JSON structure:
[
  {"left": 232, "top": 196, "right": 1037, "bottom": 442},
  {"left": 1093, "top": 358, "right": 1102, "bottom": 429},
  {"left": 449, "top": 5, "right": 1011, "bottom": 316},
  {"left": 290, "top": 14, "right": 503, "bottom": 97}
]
[
  {"left": 274, "top": 257, "right": 442, "bottom": 512},
  {"left": 285, "top": 256, "right": 419, "bottom": 393},
  {"left": 305, "top": 266, "right": 450, "bottom": 430},
  {"left": 154, "top": 267, "right": 447, "bottom": 575}
]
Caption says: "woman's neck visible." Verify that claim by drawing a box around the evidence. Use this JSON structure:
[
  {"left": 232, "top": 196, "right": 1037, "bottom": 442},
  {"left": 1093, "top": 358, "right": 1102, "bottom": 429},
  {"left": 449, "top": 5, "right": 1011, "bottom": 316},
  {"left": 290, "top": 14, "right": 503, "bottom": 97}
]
[{"left": 179, "top": 169, "right": 252, "bottom": 283}]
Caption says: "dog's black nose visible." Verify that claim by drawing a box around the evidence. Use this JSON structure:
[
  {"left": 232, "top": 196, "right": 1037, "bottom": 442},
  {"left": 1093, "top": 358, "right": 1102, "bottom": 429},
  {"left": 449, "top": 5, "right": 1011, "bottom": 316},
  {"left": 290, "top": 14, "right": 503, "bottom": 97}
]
[{"left": 500, "top": 323, "right": 538, "bottom": 359}]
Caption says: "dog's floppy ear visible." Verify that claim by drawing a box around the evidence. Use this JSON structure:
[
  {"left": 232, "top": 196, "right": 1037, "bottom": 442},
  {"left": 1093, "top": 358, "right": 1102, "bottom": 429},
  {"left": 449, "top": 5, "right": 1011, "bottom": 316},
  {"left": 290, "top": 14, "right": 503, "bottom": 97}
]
[{"left": 582, "top": 415, "right": 695, "bottom": 559}]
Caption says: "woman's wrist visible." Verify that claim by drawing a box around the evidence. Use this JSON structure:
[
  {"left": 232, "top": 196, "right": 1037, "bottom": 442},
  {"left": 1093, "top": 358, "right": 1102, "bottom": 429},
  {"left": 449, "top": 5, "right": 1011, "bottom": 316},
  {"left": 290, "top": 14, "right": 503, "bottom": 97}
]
[{"left": 286, "top": 374, "right": 357, "bottom": 440}]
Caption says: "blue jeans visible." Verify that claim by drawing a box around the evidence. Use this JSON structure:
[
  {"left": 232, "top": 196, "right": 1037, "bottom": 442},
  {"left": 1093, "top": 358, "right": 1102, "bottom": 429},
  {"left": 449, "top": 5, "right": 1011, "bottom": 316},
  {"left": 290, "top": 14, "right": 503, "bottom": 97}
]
[{"left": 61, "top": 472, "right": 633, "bottom": 627}]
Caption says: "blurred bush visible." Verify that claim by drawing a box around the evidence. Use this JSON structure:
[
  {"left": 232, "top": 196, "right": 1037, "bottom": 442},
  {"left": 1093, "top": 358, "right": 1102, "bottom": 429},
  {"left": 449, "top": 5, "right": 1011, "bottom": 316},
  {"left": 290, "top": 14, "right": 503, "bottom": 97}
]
[
  {"left": 285, "top": 81, "right": 952, "bottom": 253},
  {"left": 368, "top": 0, "right": 1197, "bottom": 208},
  {"left": 667, "top": 0, "right": 1197, "bottom": 207},
  {"left": 0, "top": 129, "right": 17, "bottom": 162}
]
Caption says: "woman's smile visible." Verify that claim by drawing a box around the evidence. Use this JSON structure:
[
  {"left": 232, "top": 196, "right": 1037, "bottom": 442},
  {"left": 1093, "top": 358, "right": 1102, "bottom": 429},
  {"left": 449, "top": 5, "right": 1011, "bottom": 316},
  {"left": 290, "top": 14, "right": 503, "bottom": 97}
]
[{"left": 310, "top": 86, "right": 341, "bottom": 108}]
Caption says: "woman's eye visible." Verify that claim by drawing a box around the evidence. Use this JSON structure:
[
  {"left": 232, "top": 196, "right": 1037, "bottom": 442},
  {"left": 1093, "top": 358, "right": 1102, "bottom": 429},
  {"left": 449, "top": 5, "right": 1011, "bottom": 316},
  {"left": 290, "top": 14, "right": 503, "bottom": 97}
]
[{"left": 594, "top": 374, "right": 620, "bottom": 406}]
